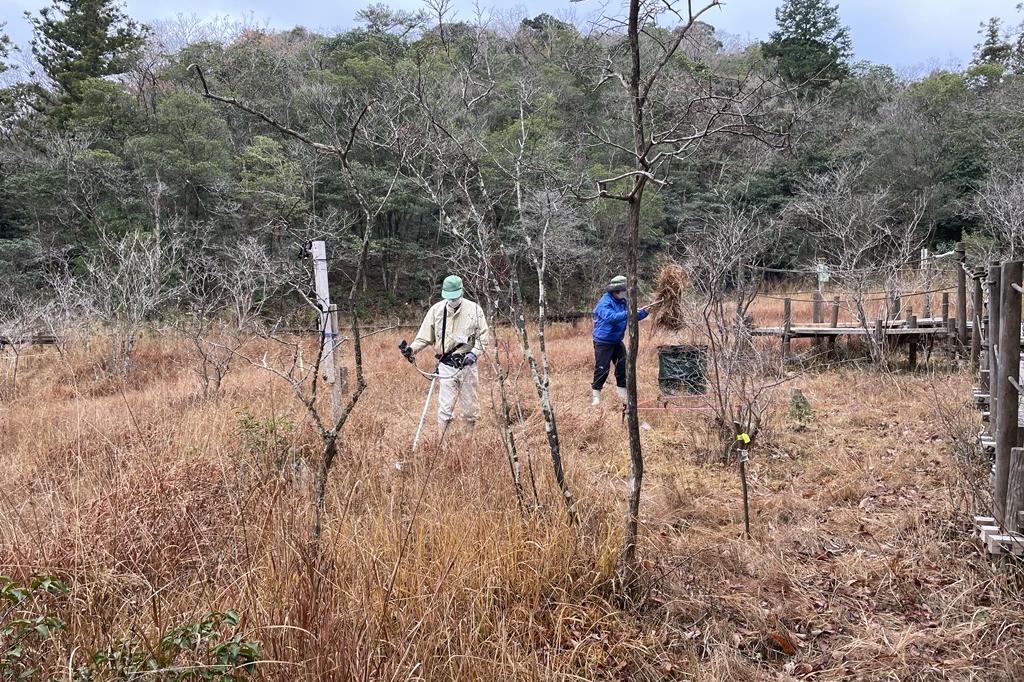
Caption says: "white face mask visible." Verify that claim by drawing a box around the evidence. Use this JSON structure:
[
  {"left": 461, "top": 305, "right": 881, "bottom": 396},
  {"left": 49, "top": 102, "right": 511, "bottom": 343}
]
[{"left": 447, "top": 296, "right": 463, "bottom": 309}]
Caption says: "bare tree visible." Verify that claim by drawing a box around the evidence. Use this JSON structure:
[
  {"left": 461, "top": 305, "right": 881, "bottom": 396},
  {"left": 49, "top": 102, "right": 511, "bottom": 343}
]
[
  {"left": 0, "top": 293, "right": 46, "bottom": 400},
  {"left": 789, "top": 161, "right": 929, "bottom": 364},
  {"left": 679, "top": 209, "right": 787, "bottom": 462},
  {"left": 578, "top": 0, "right": 793, "bottom": 583},
  {"left": 69, "top": 229, "right": 181, "bottom": 377},
  {"left": 41, "top": 260, "right": 86, "bottom": 358},
  {"left": 178, "top": 236, "right": 287, "bottom": 397},
  {"left": 971, "top": 166, "right": 1024, "bottom": 259}
]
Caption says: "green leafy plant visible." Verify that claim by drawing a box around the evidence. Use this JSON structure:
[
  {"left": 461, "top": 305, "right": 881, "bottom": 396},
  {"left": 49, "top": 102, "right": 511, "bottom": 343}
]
[
  {"left": 0, "top": 574, "right": 69, "bottom": 679},
  {"left": 236, "top": 409, "right": 297, "bottom": 473},
  {"left": 78, "top": 610, "right": 259, "bottom": 681}
]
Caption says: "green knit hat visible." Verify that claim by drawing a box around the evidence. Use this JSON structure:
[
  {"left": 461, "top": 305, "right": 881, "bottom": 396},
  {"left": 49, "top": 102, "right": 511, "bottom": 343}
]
[
  {"left": 606, "top": 275, "right": 627, "bottom": 292},
  {"left": 441, "top": 274, "right": 464, "bottom": 300}
]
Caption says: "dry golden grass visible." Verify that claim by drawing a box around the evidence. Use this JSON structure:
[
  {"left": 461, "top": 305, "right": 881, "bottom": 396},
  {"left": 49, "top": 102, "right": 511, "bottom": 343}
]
[{"left": 1, "top": 315, "right": 1022, "bottom": 680}]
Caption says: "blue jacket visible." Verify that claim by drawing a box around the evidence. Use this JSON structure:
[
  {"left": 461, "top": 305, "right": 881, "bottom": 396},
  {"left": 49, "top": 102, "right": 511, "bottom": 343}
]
[{"left": 592, "top": 291, "right": 648, "bottom": 343}]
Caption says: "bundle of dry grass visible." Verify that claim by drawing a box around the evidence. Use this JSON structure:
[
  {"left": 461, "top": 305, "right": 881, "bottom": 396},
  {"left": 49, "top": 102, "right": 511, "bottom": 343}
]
[{"left": 653, "top": 263, "right": 689, "bottom": 331}]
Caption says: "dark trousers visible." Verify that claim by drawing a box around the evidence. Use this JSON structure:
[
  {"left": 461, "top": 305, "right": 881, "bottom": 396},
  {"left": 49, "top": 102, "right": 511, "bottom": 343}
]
[{"left": 592, "top": 341, "right": 626, "bottom": 390}]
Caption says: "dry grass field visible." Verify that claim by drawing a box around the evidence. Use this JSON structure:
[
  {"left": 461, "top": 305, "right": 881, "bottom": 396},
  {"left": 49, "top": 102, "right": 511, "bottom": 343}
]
[{"left": 2, "top": 303, "right": 1022, "bottom": 680}]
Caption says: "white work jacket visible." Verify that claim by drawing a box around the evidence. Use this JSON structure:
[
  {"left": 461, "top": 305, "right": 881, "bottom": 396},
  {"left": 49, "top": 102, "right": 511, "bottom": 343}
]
[{"left": 411, "top": 299, "right": 489, "bottom": 358}]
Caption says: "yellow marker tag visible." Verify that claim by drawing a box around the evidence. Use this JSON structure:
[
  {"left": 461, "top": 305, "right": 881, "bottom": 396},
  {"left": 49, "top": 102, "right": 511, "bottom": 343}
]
[{"left": 736, "top": 433, "right": 751, "bottom": 444}]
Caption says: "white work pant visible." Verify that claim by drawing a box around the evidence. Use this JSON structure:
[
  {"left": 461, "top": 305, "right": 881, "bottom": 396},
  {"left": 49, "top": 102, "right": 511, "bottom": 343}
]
[{"left": 437, "top": 363, "right": 479, "bottom": 429}]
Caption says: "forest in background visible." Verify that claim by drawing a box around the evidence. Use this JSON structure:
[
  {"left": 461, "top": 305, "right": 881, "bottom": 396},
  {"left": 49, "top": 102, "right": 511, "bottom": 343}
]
[{"left": 1, "top": 0, "right": 1023, "bottom": 314}]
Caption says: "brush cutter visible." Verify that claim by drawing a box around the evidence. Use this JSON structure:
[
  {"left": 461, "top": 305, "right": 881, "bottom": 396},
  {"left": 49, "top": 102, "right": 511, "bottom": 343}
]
[{"left": 399, "top": 335, "right": 476, "bottom": 452}]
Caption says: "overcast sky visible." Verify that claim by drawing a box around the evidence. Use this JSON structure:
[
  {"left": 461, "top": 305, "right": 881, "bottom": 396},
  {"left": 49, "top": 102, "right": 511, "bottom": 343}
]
[{"left": 2, "top": 0, "right": 1022, "bottom": 72}]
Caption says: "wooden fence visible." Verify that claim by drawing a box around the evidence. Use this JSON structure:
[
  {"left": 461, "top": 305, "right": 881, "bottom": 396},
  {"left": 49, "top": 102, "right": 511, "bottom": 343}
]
[{"left": 970, "top": 258, "right": 1024, "bottom": 557}]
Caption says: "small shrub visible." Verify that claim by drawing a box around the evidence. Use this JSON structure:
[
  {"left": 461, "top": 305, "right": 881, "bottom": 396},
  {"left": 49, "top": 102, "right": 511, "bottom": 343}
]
[
  {"left": 0, "top": 574, "right": 68, "bottom": 679},
  {"left": 77, "top": 610, "right": 259, "bottom": 681},
  {"left": 236, "top": 409, "right": 296, "bottom": 473}
]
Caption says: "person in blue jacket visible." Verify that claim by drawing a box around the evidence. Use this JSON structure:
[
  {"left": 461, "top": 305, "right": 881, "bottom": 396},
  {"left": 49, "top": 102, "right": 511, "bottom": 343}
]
[{"left": 591, "top": 275, "right": 657, "bottom": 406}]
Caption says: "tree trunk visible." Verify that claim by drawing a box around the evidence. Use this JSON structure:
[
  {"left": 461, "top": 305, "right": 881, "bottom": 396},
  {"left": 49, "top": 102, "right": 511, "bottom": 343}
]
[
  {"left": 619, "top": 0, "right": 646, "bottom": 585},
  {"left": 513, "top": 278, "right": 575, "bottom": 523},
  {"left": 312, "top": 436, "right": 338, "bottom": 543}
]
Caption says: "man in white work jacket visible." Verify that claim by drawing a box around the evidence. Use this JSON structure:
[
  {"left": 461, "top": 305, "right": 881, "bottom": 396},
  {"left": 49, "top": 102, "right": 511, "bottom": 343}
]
[{"left": 405, "top": 275, "right": 489, "bottom": 432}]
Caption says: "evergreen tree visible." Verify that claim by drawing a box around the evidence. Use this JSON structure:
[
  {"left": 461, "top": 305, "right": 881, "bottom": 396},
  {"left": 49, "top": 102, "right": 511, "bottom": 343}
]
[
  {"left": 26, "top": 0, "right": 145, "bottom": 101},
  {"left": 970, "top": 17, "right": 1012, "bottom": 88},
  {"left": 763, "top": 0, "right": 852, "bottom": 90},
  {"left": 974, "top": 17, "right": 1012, "bottom": 66},
  {"left": 0, "top": 23, "right": 11, "bottom": 74}
]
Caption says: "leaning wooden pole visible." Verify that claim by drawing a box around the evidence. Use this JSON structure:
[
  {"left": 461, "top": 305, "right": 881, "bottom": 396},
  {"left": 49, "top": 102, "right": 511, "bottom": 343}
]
[
  {"left": 993, "top": 260, "right": 1022, "bottom": 526},
  {"left": 956, "top": 242, "right": 968, "bottom": 349}
]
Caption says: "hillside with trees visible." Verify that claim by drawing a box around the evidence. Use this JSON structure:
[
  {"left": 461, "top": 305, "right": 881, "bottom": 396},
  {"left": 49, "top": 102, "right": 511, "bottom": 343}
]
[{"left": 0, "top": 0, "right": 1021, "bottom": 308}]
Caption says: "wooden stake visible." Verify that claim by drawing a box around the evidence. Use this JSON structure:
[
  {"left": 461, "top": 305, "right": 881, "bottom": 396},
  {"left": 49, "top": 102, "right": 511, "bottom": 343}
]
[
  {"left": 907, "top": 307, "right": 917, "bottom": 369},
  {"left": 829, "top": 296, "right": 839, "bottom": 353},
  {"left": 922, "top": 248, "right": 932, "bottom": 318},
  {"left": 941, "top": 292, "right": 949, "bottom": 323},
  {"left": 994, "top": 260, "right": 1023, "bottom": 526},
  {"left": 956, "top": 242, "right": 968, "bottom": 348},
  {"left": 812, "top": 291, "right": 824, "bottom": 352},
  {"left": 782, "top": 297, "right": 791, "bottom": 359}
]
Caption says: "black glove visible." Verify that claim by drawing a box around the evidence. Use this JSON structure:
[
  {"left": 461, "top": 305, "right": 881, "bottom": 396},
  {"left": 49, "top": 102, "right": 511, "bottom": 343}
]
[{"left": 399, "top": 341, "right": 414, "bottom": 363}]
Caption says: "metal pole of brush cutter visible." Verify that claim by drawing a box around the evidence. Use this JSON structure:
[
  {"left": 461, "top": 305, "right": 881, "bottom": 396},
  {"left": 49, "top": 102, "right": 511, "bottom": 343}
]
[
  {"left": 405, "top": 334, "right": 475, "bottom": 452},
  {"left": 412, "top": 376, "right": 437, "bottom": 452}
]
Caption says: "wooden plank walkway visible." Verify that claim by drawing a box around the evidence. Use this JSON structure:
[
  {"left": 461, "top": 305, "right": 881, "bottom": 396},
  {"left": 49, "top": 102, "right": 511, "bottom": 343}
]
[{"left": 752, "top": 325, "right": 951, "bottom": 338}]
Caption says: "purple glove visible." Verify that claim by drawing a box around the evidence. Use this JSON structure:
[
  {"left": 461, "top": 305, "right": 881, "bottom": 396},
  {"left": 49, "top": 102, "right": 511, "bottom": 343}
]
[{"left": 464, "top": 352, "right": 477, "bottom": 366}]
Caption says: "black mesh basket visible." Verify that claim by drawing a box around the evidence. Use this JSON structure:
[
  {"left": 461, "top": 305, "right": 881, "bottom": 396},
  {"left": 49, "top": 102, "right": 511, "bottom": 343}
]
[{"left": 657, "top": 344, "right": 708, "bottom": 395}]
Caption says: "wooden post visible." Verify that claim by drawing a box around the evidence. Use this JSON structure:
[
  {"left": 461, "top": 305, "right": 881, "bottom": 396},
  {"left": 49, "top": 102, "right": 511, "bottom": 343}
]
[
  {"left": 956, "top": 242, "right": 967, "bottom": 348},
  {"left": 971, "top": 271, "right": 984, "bottom": 371},
  {"left": 828, "top": 296, "right": 839, "bottom": 352},
  {"left": 988, "top": 264, "right": 1002, "bottom": 425},
  {"left": 941, "top": 292, "right": 949, "bottom": 323},
  {"left": 812, "top": 291, "right": 824, "bottom": 351},
  {"left": 994, "top": 260, "right": 1023, "bottom": 526},
  {"left": 1007, "top": 448, "right": 1024, "bottom": 534},
  {"left": 907, "top": 306, "right": 918, "bottom": 369},
  {"left": 921, "top": 248, "right": 932, "bottom": 319},
  {"left": 889, "top": 291, "right": 901, "bottom": 321},
  {"left": 310, "top": 240, "right": 341, "bottom": 420},
  {"left": 782, "top": 297, "right": 792, "bottom": 359}
]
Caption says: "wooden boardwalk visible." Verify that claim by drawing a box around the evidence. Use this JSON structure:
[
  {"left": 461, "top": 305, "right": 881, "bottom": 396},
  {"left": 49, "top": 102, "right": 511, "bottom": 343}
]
[{"left": 752, "top": 323, "right": 952, "bottom": 338}]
